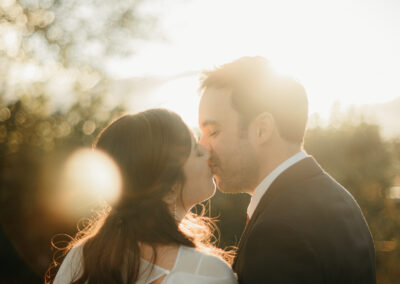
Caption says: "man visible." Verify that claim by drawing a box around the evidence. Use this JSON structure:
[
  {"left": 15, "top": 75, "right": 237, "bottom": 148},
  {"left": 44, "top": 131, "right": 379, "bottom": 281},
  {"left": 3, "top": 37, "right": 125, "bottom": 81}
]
[{"left": 198, "top": 56, "right": 376, "bottom": 283}]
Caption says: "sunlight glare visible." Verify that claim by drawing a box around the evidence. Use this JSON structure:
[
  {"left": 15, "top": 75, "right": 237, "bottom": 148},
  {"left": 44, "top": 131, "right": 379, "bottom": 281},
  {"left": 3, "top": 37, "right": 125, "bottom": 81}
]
[
  {"left": 0, "top": 23, "right": 20, "bottom": 57},
  {"left": 151, "top": 75, "right": 200, "bottom": 127}
]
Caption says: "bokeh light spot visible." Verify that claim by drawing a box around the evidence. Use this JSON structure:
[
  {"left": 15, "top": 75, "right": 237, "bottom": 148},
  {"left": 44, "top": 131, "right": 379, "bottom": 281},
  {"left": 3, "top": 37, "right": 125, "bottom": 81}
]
[
  {"left": 57, "top": 149, "right": 122, "bottom": 218},
  {"left": 0, "top": 0, "right": 16, "bottom": 9},
  {"left": 56, "top": 121, "right": 71, "bottom": 138},
  {"left": 82, "top": 120, "right": 96, "bottom": 135},
  {"left": 0, "top": 107, "right": 11, "bottom": 121}
]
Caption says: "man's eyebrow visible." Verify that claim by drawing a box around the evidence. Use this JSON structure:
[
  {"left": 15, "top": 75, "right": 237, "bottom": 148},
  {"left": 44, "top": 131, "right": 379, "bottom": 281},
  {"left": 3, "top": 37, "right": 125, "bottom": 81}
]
[{"left": 201, "top": 120, "right": 220, "bottom": 128}]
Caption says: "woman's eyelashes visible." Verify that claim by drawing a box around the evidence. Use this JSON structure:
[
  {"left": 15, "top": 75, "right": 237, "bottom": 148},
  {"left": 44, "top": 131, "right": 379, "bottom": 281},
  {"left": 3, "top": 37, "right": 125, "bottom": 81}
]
[
  {"left": 196, "top": 145, "right": 204, "bottom": 157},
  {"left": 195, "top": 144, "right": 208, "bottom": 158}
]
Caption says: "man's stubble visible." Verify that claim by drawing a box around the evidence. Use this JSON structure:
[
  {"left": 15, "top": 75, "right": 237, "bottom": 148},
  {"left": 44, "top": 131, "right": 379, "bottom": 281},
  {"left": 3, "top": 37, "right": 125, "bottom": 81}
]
[{"left": 212, "top": 139, "right": 260, "bottom": 194}]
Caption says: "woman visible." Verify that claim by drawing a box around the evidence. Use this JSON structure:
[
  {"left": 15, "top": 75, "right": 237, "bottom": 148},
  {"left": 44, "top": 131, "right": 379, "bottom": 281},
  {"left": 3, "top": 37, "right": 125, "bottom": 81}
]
[{"left": 50, "top": 109, "right": 237, "bottom": 284}]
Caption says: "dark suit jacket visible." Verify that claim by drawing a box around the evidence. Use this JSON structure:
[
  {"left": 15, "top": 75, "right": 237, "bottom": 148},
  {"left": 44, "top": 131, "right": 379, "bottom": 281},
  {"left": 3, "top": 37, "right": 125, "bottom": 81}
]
[{"left": 233, "top": 157, "right": 376, "bottom": 284}]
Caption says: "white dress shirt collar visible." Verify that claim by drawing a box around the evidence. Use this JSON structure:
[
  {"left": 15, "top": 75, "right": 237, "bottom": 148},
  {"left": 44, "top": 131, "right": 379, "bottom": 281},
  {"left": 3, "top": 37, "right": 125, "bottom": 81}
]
[{"left": 247, "top": 151, "right": 308, "bottom": 219}]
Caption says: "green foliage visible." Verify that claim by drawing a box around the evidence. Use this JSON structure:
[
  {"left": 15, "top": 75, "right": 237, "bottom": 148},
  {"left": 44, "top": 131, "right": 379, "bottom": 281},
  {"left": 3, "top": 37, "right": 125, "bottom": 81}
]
[
  {"left": 0, "top": 92, "right": 125, "bottom": 280},
  {"left": 304, "top": 123, "right": 400, "bottom": 283}
]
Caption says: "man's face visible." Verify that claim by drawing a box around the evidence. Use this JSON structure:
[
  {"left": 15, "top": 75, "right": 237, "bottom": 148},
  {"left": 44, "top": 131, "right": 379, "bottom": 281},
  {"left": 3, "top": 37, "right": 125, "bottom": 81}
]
[{"left": 198, "top": 87, "right": 259, "bottom": 193}]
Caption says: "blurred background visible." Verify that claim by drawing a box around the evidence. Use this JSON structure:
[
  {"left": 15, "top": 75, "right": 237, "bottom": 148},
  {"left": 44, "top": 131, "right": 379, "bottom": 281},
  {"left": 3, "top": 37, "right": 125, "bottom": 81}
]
[{"left": 1, "top": 0, "right": 399, "bottom": 283}]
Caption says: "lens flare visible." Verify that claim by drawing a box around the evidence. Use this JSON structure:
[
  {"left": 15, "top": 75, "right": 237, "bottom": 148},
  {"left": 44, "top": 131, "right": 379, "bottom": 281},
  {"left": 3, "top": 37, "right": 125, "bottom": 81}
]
[{"left": 57, "top": 148, "right": 122, "bottom": 218}]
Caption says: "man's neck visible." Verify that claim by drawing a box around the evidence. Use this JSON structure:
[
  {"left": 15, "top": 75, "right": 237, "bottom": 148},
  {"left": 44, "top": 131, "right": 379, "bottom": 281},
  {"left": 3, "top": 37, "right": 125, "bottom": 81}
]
[{"left": 250, "top": 144, "right": 301, "bottom": 195}]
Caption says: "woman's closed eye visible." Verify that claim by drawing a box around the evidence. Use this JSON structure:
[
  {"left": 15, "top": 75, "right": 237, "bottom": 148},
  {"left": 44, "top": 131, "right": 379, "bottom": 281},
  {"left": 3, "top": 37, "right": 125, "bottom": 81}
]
[
  {"left": 196, "top": 144, "right": 205, "bottom": 157},
  {"left": 195, "top": 144, "right": 209, "bottom": 157}
]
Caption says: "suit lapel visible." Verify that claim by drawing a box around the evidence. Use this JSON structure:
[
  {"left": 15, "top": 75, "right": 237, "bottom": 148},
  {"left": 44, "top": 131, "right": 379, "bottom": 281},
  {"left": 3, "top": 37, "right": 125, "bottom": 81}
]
[{"left": 234, "top": 157, "right": 324, "bottom": 268}]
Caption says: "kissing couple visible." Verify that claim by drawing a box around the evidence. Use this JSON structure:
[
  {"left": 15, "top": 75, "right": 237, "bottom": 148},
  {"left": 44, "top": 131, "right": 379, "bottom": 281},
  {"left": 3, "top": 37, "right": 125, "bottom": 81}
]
[{"left": 51, "top": 57, "right": 376, "bottom": 284}]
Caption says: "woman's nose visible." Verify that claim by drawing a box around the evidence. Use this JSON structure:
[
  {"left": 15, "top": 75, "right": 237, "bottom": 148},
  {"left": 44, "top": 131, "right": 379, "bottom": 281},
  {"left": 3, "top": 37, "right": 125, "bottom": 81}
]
[
  {"left": 198, "top": 143, "right": 210, "bottom": 159},
  {"left": 203, "top": 147, "right": 210, "bottom": 160}
]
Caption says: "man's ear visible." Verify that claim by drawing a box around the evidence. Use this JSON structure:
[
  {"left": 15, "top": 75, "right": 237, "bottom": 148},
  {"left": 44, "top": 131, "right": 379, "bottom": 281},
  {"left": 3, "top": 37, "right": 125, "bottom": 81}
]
[{"left": 249, "top": 112, "right": 274, "bottom": 145}]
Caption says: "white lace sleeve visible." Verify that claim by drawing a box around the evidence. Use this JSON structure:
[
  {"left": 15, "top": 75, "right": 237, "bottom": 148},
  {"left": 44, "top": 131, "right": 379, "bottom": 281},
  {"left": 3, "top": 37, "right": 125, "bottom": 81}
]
[{"left": 53, "top": 246, "right": 84, "bottom": 284}]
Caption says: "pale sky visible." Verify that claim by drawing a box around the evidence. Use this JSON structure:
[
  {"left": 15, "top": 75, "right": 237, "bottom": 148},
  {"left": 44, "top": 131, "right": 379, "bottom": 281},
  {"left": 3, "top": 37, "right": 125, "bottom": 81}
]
[{"left": 104, "top": 0, "right": 400, "bottom": 127}]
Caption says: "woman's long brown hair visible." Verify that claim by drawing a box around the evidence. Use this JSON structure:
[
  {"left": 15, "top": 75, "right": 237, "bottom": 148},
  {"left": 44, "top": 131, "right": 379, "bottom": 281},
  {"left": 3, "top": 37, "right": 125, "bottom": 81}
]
[{"left": 46, "top": 109, "right": 233, "bottom": 284}]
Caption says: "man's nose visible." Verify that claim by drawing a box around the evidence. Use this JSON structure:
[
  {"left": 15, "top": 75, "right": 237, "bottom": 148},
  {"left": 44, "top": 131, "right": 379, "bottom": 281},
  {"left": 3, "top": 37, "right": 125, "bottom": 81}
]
[{"left": 199, "top": 135, "right": 210, "bottom": 150}]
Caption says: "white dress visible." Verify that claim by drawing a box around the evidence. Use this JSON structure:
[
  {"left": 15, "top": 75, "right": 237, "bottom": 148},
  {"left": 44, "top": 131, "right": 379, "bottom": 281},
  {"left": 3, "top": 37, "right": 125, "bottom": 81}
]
[{"left": 53, "top": 245, "right": 238, "bottom": 284}]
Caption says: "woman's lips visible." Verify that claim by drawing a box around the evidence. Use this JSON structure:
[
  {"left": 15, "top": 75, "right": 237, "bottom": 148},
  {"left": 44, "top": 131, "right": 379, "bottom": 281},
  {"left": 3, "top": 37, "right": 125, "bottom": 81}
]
[{"left": 208, "top": 159, "right": 219, "bottom": 175}]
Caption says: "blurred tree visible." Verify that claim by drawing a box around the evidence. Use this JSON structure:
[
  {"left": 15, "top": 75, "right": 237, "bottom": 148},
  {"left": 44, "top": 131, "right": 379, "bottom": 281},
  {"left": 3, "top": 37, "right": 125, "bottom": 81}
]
[
  {"left": 392, "top": 138, "right": 400, "bottom": 172},
  {"left": 0, "top": 92, "right": 125, "bottom": 281},
  {"left": 304, "top": 122, "right": 400, "bottom": 283},
  {"left": 1, "top": 0, "right": 164, "bottom": 110},
  {"left": 1, "top": 0, "right": 163, "bottom": 282}
]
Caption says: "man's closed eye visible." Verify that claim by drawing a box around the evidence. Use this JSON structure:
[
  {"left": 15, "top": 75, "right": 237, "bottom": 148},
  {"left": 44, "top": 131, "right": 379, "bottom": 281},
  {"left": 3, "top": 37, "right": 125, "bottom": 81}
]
[{"left": 209, "top": 130, "right": 220, "bottom": 137}]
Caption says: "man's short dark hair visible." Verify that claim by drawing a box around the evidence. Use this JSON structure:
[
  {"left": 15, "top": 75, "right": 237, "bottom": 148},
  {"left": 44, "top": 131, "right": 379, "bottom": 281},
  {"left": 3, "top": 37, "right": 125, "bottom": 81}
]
[{"left": 200, "top": 56, "right": 308, "bottom": 144}]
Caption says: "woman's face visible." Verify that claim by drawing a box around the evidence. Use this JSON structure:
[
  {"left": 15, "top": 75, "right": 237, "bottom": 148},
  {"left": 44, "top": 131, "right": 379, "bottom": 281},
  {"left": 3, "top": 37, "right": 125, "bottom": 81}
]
[{"left": 181, "top": 137, "right": 216, "bottom": 210}]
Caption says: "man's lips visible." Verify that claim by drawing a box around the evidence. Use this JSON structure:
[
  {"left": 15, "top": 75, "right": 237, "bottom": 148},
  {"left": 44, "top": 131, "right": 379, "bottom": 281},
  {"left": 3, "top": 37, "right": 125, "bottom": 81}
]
[
  {"left": 209, "top": 164, "right": 219, "bottom": 174},
  {"left": 207, "top": 157, "right": 220, "bottom": 174}
]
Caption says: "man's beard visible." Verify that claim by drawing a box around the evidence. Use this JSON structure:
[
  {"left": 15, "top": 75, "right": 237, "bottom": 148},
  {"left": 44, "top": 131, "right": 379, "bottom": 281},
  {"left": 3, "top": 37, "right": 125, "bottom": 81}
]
[{"left": 209, "top": 146, "right": 259, "bottom": 194}]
